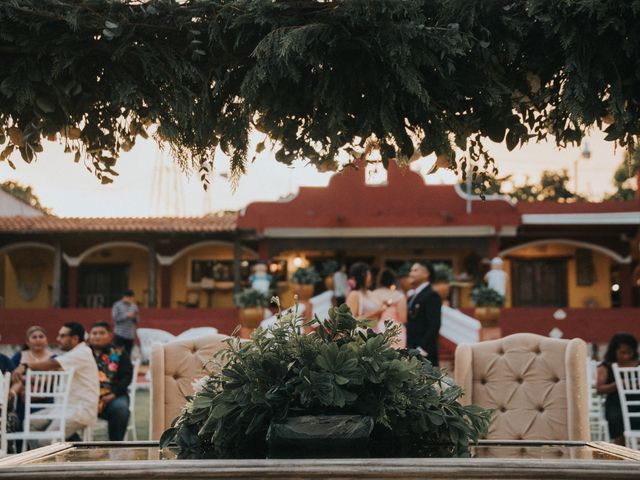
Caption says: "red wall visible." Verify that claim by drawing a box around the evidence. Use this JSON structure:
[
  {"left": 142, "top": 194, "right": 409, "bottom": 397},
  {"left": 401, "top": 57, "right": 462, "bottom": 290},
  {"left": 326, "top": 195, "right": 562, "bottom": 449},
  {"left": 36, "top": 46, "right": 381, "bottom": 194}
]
[
  {"left": 0, "top": 308, "right": 240, "bottom": 345},
  {"left": 461, "top": 307, "right": 640, "bottom": 343},
  {"left": 1, "top": 307, "right": 639, "bottom": 346}
]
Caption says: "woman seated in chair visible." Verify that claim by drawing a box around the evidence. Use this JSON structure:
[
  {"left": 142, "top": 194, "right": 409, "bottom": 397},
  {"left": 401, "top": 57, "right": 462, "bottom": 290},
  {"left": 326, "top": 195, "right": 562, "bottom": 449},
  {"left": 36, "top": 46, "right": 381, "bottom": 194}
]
[
  {"left": 11, "top": 326, "right": 56, "bottom": 424},
  {"left": 596, "top": 332, "right": 640, "bottom": 445}
]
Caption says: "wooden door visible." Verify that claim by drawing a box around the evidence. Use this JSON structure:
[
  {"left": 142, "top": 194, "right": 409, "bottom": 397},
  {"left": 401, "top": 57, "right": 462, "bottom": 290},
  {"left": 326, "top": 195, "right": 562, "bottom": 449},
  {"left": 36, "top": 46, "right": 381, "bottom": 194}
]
[{"left": 511, "top": 258, "right": 568, "bottom": 307}]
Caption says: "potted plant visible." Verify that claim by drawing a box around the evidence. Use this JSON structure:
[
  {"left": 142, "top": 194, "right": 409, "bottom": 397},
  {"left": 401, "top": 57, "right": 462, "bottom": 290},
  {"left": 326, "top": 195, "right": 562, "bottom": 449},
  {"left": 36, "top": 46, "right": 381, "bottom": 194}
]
[
  {"left": 397, "top": 261, "right": 413, "bottom": 293},
  {"left": 160, "top": 303, "right": 491, "bottom": 459},
  {"left": 290, "top": 266, "right": 321, "bottom": 301},
  {"left": 431, "top": 263, "right": 453, "bottom": 301},
  {"left": 320, "top": 259, "right": 340, "bottom": 291},
  {"left": 471, "top": 284, "right": 505, "bottom": 327},
  {"left": 234, "top": 288, "right": 271, "bottom": 329}
]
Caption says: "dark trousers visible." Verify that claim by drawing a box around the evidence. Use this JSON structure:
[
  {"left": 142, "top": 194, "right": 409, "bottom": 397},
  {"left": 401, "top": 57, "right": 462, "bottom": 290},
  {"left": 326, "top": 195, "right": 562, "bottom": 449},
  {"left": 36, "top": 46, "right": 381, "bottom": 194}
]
[
  {"left": 100, "top": 395, "right": 130, "bottom": 441},
  {"left": 114, "top": 335, "right": 134, "bottom": 355}
]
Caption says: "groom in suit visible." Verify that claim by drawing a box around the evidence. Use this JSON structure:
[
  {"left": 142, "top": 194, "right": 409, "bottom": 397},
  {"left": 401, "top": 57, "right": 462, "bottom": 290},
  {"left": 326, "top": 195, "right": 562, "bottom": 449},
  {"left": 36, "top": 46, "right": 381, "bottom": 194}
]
[{"left": 406, "top": 261, "right": 442, "bottom": 366}]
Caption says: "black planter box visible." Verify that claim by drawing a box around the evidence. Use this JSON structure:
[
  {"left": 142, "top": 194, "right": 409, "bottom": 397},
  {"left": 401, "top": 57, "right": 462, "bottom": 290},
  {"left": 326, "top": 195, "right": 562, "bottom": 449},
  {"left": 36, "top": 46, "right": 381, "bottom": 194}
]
[{"left": 266, "top": 415, "right": 374, "bottom": 458}]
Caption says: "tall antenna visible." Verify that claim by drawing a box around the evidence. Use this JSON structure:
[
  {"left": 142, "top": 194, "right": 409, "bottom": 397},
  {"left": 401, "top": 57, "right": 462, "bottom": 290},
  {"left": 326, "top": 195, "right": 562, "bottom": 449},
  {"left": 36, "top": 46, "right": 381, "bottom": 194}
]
[{"left": 148, "top": 145, "right": 185, "bottom": 216}]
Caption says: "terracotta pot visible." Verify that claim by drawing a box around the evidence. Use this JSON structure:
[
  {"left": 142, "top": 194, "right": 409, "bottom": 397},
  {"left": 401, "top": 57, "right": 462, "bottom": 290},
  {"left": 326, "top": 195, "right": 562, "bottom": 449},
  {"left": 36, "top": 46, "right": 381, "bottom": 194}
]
[
  {"left": 292, "top": 283, "right": 314, "bottom": 301},
  {"left": 474, "top": 307, "right": 501, "bottom": 328},
  {"left": 324, "top": 275, "right": 335, "bottom": 291},
  {"left": 239, "top": 307, "right": 264, "bottom": 329},
  {"left": 399, "top": 276, "right": 413, "bottom": 293},
  {"left": 431, "top": 281, "right": 451, "bottom": 301}
]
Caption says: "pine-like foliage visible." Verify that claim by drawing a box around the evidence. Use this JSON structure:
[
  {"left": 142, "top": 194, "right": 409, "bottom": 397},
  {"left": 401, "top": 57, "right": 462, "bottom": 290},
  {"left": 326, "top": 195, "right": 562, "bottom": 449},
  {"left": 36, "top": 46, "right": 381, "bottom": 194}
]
[{"left": 1, "top": 1, "right": 640, "bottom": 186}]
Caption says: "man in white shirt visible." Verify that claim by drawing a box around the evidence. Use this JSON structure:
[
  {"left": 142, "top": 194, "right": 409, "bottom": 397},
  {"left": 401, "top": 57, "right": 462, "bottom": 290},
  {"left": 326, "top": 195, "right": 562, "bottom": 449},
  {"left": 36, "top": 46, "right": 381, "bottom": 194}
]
[{"left": 13, "top": 322, "right": 99, "bottom": 440}]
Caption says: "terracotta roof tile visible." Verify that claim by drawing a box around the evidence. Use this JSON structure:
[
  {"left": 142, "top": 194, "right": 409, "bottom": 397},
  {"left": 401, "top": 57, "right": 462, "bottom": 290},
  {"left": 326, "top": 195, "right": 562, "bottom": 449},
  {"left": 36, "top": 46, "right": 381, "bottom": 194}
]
[{"left": 0, "top": 214, "right": 238, "bottom": 233}]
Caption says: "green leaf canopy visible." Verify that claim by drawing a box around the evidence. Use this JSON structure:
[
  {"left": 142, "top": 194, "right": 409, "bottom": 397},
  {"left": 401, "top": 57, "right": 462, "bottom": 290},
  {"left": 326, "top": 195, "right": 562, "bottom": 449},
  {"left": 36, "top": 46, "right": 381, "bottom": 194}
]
[{"left": 1, "top": 0, "right": 639, "bottom": 184}]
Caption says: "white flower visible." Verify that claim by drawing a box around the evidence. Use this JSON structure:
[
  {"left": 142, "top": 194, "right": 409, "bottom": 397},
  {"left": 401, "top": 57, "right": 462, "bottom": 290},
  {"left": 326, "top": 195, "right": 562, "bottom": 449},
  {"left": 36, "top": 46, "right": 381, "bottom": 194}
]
[{"left": 191, "top": 375, "right": 209, "bottom": 394}]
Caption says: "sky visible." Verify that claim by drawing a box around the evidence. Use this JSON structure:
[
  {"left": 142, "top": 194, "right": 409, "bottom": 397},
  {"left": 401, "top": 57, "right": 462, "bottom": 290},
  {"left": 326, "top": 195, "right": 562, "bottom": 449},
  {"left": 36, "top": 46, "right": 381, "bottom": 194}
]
[{"left": 0, "top": 129, "right": 626, "bottom": 217}]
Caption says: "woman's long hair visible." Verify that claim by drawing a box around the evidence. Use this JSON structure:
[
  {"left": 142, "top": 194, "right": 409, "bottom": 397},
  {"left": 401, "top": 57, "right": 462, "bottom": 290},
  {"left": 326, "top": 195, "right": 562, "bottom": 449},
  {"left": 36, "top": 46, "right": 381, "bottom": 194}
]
[
  {"left": 349, "top": 262, "right": 371, "bottom": 290},
  {"left": 603, "top": 332, "right": 639, "bottom": 364}
]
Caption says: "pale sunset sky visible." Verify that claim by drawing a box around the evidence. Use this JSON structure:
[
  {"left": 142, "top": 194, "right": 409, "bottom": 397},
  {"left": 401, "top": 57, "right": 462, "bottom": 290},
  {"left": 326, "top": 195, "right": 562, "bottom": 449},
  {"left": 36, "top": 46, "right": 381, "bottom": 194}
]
[{"left": 0, "top": 129, "right": 626, "bottom": 217}]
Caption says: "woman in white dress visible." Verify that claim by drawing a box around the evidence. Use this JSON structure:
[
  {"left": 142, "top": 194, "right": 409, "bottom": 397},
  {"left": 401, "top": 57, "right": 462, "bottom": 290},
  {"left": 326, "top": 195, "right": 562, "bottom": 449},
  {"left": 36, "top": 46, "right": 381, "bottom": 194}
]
[
  {"left": 346, "top": 262, "right": 385, "bottom": 324},
  {"left": 373, "top": 269, "right": 407, "bottom": 348}
]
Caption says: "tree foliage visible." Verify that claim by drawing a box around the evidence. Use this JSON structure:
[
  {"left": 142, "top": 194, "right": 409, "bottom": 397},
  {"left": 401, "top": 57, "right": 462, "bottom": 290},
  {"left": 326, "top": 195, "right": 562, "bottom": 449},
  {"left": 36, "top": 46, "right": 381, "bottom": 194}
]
[
  {"left": 160, "top": 304, "right": 492, "bottom": 459},
  {"left": 0, "top": 180, "right": 52, "bottom": 214},
  {"left": 607, "top": 149, "right": 640, "bottom": 200},
  {"left": 1, "top": 0, "right": 640, "bottom": 187},
  {"left": 461, "top": 169, "right": 584, "bottom": 202}
]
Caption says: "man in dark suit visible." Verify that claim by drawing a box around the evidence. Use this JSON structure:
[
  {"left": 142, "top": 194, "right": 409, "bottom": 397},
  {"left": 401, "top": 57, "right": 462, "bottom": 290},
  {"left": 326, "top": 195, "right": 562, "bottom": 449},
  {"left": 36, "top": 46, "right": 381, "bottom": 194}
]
[{"left": 406, "top": 261, "right": 442, "bottom": 366}]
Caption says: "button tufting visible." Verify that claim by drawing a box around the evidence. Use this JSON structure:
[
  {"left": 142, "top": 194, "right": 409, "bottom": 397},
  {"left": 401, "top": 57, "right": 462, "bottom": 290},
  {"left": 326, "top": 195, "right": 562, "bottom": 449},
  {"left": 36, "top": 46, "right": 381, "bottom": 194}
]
[
  {"left": 553, "top": 376, "right": 560, "bottom": 383},
  {"left": 517, "top": 377, "right": 523, "bottom": 384},
  {"left": 500, "top": 406, "right": 506, "bottom": 413},
  {"left": 538, "top": 406, "right": 544, "bottom": 412},
  {"left": 480, "top": 378, "right": 487, "bottom": 385}
]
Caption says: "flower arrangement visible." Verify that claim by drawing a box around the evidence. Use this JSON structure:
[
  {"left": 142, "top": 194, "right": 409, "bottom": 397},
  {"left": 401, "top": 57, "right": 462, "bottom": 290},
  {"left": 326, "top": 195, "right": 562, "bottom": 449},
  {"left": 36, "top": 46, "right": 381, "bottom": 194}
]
[
  {"left": 234, "top": 288, "right": 271, "bottom": 308},
  {"left": 471, "top": 285, "right": 505, "bottom": 307},
  {"left": 291, "top": 266, "right": 322, "bottom": 285},
  {"left": 160, "top": 303, "right": 492, "bottom": 459}
]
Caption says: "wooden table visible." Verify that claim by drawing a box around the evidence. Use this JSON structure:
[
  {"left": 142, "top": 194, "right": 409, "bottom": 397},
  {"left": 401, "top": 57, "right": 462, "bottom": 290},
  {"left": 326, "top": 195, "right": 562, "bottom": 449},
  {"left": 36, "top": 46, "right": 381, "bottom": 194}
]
[{"left": 2, "top": 440, "right": 640, "bottom": 479}]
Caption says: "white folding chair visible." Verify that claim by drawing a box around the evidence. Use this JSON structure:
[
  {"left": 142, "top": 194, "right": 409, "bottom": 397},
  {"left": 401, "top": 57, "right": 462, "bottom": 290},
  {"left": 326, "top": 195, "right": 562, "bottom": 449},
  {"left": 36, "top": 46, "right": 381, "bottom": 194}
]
[
  {"left": 136, "top": 328, "right": 176, "bottom": 364},
  {"left": 6, "top": 369, "right": 74, "bottom": 450},
  {"left": 587, "top": 358, "right": 610, "bottom": 441},
  {"left": 0, "top": 372, "right": 10, "bottom": 457},
  {"left": 125, "top": 358, "right": 141, "bottom": 440},
  {"left": 612, "top": 364, "right": 640, "bottom": 449}
]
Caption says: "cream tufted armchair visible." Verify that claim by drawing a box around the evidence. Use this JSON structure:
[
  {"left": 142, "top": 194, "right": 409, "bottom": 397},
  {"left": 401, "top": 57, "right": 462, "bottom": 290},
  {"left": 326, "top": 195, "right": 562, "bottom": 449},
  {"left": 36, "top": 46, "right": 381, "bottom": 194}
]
[
  {"left": 454, "top": 333, "right": 589, "bottom": 441},
  {"left": 150, "top": 333, "right": 230, "bottom": 440}
]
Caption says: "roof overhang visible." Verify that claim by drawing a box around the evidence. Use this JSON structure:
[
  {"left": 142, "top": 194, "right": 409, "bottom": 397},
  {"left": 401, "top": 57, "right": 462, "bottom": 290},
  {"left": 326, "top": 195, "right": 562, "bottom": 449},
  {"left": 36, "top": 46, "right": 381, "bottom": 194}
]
[
  {"left": 263, "top": 225, "right": 517, "bottom": 238},
  {"left": 522, "top": 212, "right": 640, "bottom": 225}
]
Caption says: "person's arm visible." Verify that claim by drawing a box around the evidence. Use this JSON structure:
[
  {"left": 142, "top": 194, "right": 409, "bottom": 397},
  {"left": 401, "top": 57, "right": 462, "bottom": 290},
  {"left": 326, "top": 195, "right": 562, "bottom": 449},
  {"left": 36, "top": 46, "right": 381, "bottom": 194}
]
[
  {"left": 596, "top": 365, "right": 617, "bottom": 394},
  {"left": 11, "top": 357, "right": 61, "bottom": 383},
  {"left": 396, "top": 294, "right": 408, "bottom": 325},
  {"left": 111, "top": 349, "right": 133, "bottom": 397},
  {"left": 420, "top": 291, "right": 442, "bottom": 349},
  {"left": 346, "top": 291, "right": 360, "bottom": 317}
]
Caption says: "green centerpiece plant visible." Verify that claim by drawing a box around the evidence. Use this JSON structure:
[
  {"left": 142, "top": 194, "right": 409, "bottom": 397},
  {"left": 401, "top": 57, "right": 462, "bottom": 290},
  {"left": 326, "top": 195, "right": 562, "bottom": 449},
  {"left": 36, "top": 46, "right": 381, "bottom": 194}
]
[
  {"left": 160, "top": 303, "right": 492, "bottom": 459},
  {"left": 431, "top": 263, "right": 454, "bottom": 301},
  {"left": 234, "top": 288, "right": 271, "bottom": 329},
  {"left": 471, "top": 285, "right": 505, "bottom": 328},
  {"left": 290, "top": 266, "right": 321, "bottom": 300}
]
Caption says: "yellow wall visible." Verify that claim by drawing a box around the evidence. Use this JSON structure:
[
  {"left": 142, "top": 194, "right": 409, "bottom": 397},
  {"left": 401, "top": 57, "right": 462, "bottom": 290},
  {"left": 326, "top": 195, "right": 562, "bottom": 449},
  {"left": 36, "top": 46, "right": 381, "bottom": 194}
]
[
  {"left": 83, "top": 247, "right": 156, "bottom": 306},
  {"left": 3, "top": 250, "right": 54, "bottom": 308},
  {"left": 502, "top": 243, "right": 611, "bottom": 308},
  {"left": 171, "top": 244, "right": 257, "bottom": 308}
]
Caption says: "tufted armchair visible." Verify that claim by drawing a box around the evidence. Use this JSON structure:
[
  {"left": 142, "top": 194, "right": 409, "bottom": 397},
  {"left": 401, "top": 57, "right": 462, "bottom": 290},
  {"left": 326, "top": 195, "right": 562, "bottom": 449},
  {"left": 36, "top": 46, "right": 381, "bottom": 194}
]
[
  {"left": 454, "top": 333, "right": 589, "bottom": 441},
  {"left": 150, "top": 333, "right": 230, "bottom": 440}
]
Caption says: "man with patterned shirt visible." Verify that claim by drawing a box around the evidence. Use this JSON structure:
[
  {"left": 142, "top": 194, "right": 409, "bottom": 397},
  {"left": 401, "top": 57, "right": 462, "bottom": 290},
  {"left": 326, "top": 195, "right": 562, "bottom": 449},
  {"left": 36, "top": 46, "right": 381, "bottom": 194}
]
[{"left": 88, "top": 321, "right": 133, "bottom": 441}]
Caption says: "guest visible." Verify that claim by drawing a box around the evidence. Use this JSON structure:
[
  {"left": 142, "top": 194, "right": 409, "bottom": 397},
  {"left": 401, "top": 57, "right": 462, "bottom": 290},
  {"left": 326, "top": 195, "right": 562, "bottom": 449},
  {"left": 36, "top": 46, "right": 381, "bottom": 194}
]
[
  {"left": 596, "top": 332, "right": 640, "bottom": 446},
  {"left": 11, "top": 326, "right": 54, "bottom": 370},
  {"left": 88, "top": 322, "right": 133, "bottom": 441},
  {"left": 0, "top": 337, "right": 22, "bottom": 453},
  {"left": 10, "top": 326, "right": 55, "bottom": 424},
  {"left": 372, "top": 269, "right": 407, "bottom": 348},
  {"left": 345, "top": 262, "right": 385, "bottom": 323},
  {"left": 111, "top": 289, "right": 139, "bottom": 355},
  {"left": 12, "top": 322, "right": 99, "bottom": 441},
  {"left": 406, "top": 261, "right": 442, "bottom": 366},
  {"left": 333, "top": 264, "right": 349, "bottom": 306}
]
